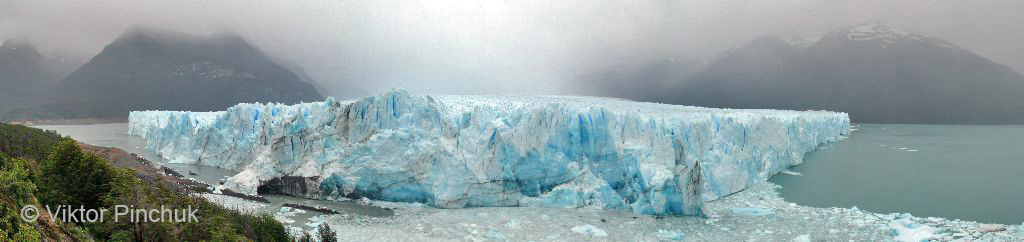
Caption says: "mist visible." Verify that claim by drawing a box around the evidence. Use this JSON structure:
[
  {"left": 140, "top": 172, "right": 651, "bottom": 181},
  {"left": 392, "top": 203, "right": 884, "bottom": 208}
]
[{"left": 2, "top": 0, "right": 1022, "bottom": 95}]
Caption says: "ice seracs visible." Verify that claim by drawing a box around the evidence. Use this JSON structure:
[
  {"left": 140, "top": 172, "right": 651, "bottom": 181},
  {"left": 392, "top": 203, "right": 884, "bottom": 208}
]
[{"left": 128, "top": 89, "right": 849, "bottom": 216}]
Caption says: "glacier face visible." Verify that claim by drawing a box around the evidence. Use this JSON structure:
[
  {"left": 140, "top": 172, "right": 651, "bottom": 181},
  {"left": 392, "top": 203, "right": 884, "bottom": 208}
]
[{"left": 128, "top": 90, "right": 849, "bottom": 216}]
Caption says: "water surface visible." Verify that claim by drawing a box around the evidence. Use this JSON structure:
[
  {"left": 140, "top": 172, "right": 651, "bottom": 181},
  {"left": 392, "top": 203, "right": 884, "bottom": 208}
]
[{"left": 771, "top": 123, "right": 1024, "bottom": 224}]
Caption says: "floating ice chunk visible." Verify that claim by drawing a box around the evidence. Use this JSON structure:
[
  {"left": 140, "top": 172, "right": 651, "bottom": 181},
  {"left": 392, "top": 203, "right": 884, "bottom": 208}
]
[
  {"left": 505, "top": 220, "right": 521, "bottom": 230},
  {"left": 907, "top": 149, "right": 918, "bottom": 152},
  {"left": 287, "top": 226, "right": 305, "bottom": 239},
  {"left": 571, "top": 224, "right": 607, "bottom": 237},
  {"left": 656, "top": 229, "right": 685, "bottom": 240},
  {"left": 880, "top": 213, "right": 898, "bottom": 220},
  {"left": 485, "top": 229, "right": 508, "bottom": 240},
  {"left": 792, "top": 234, "right": 811, "bottom": 242},
  {"left": 305, "top": 215, "right": 326, "bottom": 228},
  {"left": 978, "top": 224, "right": 1005, "bottom": 232},
  {"left": 731, "top": 207, "right": 774, "bottom": 216},
  {"left": 781, "top": 170, "right": 803, "bottom": 176},
  {"left": 889, "top": 218, "right": 939, "bottom": 242}
]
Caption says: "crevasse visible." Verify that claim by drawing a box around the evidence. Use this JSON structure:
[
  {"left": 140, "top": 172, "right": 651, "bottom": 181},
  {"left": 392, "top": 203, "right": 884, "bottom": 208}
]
[{"left": 128, "top": 89, "right": 849, "bottom": 216}]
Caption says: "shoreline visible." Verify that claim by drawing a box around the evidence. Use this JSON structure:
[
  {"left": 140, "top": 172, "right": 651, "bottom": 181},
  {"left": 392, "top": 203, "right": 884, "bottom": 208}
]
[
  {"left": 62, "top": 130, "right": 1024, "bottom": 240},
  {"left": 79, "top": 142, "right": 392, "bottom": 221},
  {"left": 6, "top": 118, "right": 128, "bottom": 126}
]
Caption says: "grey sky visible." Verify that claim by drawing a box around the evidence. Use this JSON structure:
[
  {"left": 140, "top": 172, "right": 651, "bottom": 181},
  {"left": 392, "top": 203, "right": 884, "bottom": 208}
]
[{"left": 2, "top": 0, "right": 1022, "bottom": 95}]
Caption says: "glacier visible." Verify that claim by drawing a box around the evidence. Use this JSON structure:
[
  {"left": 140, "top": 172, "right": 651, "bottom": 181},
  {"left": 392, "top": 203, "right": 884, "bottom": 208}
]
[{"left": 128, "top": 89, "right": 849, "bottom": 216}]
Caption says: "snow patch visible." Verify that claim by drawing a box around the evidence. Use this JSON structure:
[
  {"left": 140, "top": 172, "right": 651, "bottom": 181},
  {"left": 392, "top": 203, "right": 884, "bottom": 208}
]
[{"left": 782, "top": 32, "right": 824, "bottom": 51}]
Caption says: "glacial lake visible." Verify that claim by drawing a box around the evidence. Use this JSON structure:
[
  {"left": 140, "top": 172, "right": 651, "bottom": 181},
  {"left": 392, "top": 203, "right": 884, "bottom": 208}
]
[
  {"left": 32, "top": 123, "right": 1023, "bottom": 225},
  {"left": 770, "top": 123, "right": 1024, "bottom": 224},
  {"left": 32, "top": 123, "right": 393, "bottom": 226}
]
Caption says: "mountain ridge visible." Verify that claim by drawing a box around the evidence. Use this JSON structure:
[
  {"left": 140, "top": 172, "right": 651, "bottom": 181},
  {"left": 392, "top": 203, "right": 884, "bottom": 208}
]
[
  {"left": 0, "top": 39, "right": 76, "bottom": 111},
  {"left": 657, "top": 21, "right": 1024, "bottom": 124},
  {"left": 4, "top": 27, "right": 323, "bottom": 120}
]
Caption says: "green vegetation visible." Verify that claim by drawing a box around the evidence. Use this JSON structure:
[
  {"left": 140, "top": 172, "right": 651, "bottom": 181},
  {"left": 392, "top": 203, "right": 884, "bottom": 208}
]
[
  {"left": 38, "top": 140, "right": 120, "bottom": 210},
  {"left": 319, "top": 223, "right": 338, "bottom": 242},
  {"left": 296, "top": 223, "right": 337, "bottom": 242},
  {"left": 0, "top": 123, "right": 294, "bottom": 241},
  {"left": 0, "top": 123, "right": 61, "bottom": 161},
  {"left": 0, "top": 153, "right": 45, "bottom": 240}
]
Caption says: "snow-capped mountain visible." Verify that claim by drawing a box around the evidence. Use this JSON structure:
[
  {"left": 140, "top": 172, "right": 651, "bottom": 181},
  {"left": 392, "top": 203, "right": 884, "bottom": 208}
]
[
  {"left": 661, "top": 21, "right": 1024, "bottom": 124},
  {"left": 29, "top": 26, "right": 323, "bottom": 119}
]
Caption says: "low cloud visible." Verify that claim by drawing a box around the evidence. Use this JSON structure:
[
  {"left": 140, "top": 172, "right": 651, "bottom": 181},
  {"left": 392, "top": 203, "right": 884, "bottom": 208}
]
[{"left": 2, "top": 0, "right": 1021, "bottom": 95}]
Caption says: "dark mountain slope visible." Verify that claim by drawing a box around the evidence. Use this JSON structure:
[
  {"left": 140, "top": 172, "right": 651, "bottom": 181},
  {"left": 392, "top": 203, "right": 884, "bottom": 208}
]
[
  {"left": 662, "top": 22, "right": 1024, "bottom": 124},
  {"left": 29, "top": 27, "right": 322, "bottom": 119},
  {"left": 0, "top": 39, "right": 75, "bottom": 111}
]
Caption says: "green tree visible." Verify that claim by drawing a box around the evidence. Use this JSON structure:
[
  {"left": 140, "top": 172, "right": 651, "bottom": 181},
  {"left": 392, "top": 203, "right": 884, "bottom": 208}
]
[
  {"left": 252, "top": 213, "right": 290, "bottom": 242},
  {"left": 297, "top": 231, "right": 313, "bottom": 242},
  {"left": 318, "top": 223, "right": 337, "bottom": 242},
  {"left": 0, "top": 154, "right": 37, "bottom": 204},
  {"left": 0, "top": 154, "right": 43, "bottom": 240},
  {"left": 38, "top": 139, "right": 118, "bottom": 209},
  {"left": 11, "top": 223, "right": 41, "bottom": 241}
]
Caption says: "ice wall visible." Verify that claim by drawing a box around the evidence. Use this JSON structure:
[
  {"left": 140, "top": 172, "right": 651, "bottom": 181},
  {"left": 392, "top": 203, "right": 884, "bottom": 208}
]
[{"left": 128, "top": 90, "right": 849, "bottom": 216}]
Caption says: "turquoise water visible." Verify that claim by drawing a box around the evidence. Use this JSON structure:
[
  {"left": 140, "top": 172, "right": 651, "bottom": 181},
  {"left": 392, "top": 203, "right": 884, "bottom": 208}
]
[
  {"left": 770, "top": 123, "right": 1024, "bottom": 224},
  {"left": 35, "top": 123, "right": 1024, "bottom": 224}
]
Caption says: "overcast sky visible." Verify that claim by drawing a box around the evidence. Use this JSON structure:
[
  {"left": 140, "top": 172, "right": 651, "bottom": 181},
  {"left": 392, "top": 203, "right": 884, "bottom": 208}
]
[{"left": 2, "top": 0, "right": 1022, "bottom": 95}]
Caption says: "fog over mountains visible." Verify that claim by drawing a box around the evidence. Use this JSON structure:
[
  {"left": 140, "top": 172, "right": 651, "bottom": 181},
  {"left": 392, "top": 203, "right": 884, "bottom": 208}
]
[
  {"left": 1, "top": 27, "right": 337, "bottom": 120},
  {"left": 0, "top": 39, "right": 79, "bottom": 107},
  {"left": 580, "top": 22, "right": 1024, "bottom": 124},
  {"left": 2, "top": 21, "right": 1023, "bottom": 124}
]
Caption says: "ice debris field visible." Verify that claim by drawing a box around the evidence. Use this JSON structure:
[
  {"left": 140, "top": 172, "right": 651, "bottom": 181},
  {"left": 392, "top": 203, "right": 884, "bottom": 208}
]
[
  {"left": 129, "top": 89, "right": 847, "bottom": 216},
  {"left": 127, "top": 90, "right": 1024, "bottom": 240}
]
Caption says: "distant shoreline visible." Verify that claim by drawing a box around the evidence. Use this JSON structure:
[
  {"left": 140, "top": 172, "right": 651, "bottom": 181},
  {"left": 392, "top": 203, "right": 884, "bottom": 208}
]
[{"left": 5, "top": 118, "right": 127, "bottom": 126}]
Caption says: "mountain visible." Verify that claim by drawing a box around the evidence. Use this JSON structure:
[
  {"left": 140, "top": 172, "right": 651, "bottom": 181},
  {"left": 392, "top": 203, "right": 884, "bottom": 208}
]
[
  {"left": 25, "top": 27, "right": 323, "bottom": 119},
  {"left": 568, "top": 58, "right": 702, "bottom": 101},
  {"left": 0, "top": 39, "right": 76, "bottom": 110},
  {"left": 661, "top": 21, "right": 1024, "bottom": 124}
]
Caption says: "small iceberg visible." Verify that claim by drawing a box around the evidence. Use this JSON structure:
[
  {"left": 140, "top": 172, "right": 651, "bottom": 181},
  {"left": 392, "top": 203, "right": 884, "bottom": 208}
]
[
  {"left": 655, "top": 229, "right": 685, "bottom": 240},
  {"left": 781, "top": 170, "right": 803, "bottom": 176},
  {"left": 571, "top": 224, "right": 607, "bottom": 237},
  {"left": 731, "top": 207, "right": 774, "bottom": 216},
  {"left": 889, "top": 218, "right": 939, "bottom": 242}
]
